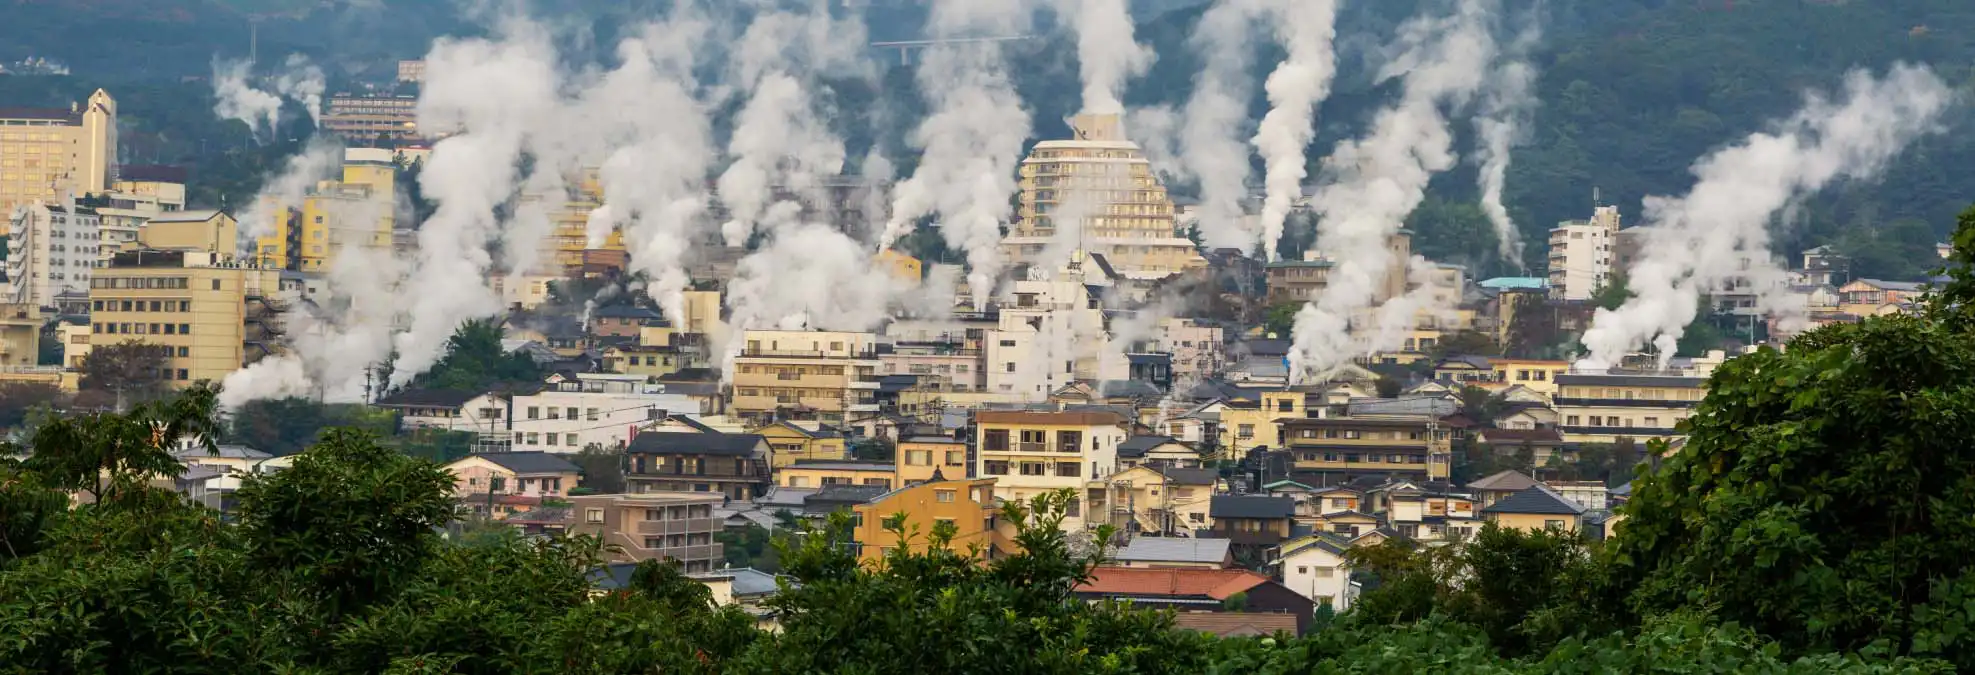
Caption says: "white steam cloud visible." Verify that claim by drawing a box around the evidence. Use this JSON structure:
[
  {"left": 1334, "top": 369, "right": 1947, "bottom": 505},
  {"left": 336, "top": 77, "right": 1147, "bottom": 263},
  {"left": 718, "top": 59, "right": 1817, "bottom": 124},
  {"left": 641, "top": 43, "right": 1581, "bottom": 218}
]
[
  {"left": 273, "top": 54, "right": 327, "bottom": 128},
  {"left": 1057, "top": 0, "right": 1153, "bottom": 115},
  {"left": 1580, "top": 65, "right": 1954, "bottom": 369},
  {"left": 1252, "top": 0, "right": 1341, "bottom": 262},
  {"left": 212, "top": 58, "right": 283, "bottom": 137},
  {"left": 1286, "top": 0, "right": 1502, "bottom": 381},
  {"left": 1472, "top": 20, "right": 1539, "bottom": 269},
  {"left": 1178, "top": 0, "right": 1265, "bottom": 252}
]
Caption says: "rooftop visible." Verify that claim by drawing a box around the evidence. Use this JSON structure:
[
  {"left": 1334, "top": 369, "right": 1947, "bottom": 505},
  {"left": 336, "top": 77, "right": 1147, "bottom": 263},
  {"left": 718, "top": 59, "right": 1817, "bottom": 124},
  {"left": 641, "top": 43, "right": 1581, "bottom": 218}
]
[
  {"left": 786, "top": 460, "right": 893, "bottom": 472},
  {"left": 144, "top": 209, "right": 225, "bottom": 224},
  {"left": 626, "top": 432, "right": 766, "bottom": 457},
  {"left": 1112, "top": 537, "right": 1231, "bottom": 564},
  {"left": 1171, "top": 612, "right": 1300, "bottom": 638},
  {"left": 1468, "top": 470, "right": 1540, "bottom": 492},
  {"left": 376, "top": 388, "right": 484, "bottom": 409},
  {"left": 1209, "top": 495, "right": 1294, "bottom": 520},
  {"left": 1480, "top": 484, "right": 1588, "bottom": 516},
  {"left": 1076, "top": 567, "right": 1270, "bottom": 600},
  {"left": 974, "top": 410, "right": 1127, "bottom": 426},
  {"left": 460, "top": 451, "right": 581, "bottom": 475}
]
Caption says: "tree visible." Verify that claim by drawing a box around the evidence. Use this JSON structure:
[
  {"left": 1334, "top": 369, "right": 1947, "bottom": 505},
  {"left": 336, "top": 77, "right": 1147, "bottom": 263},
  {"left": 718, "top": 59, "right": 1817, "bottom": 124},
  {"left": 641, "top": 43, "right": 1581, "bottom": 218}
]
[
  {"left": 17, "top": 384, "right": 218, "bottom": 504},
  {"left": 0, "top": 383, "right": 62, "bottom": 430},
  {"left": 1456, "top": 386, "right": 1509, "bottom": 427},
  {"left": 408, "top": 319, "right": 544, "bottom": 394},
  {"left": 1263, "top": 301, "right": 1300, "bottom": 339},
  {"left": 1433, "top": 330, "right": 1501, "bottom": 358},
  {"left": 570, "top": 442, "right": 624, "bottom": 494},
  {"left": 1591, "top": 273, "right": 1630, "bottom": 311},
  {"left": 76, "top": 340, "right": 172, "bottom": 408},
  {"left": 1374, "top": 376, "right": 1403, "bottom": 398}
]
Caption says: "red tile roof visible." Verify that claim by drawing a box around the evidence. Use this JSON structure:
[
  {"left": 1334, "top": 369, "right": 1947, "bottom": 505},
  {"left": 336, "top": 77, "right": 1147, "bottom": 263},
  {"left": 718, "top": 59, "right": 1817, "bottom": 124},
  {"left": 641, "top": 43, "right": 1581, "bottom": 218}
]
[{"left": 1076, "top": 566, "right": 1270, "bottom": 600}]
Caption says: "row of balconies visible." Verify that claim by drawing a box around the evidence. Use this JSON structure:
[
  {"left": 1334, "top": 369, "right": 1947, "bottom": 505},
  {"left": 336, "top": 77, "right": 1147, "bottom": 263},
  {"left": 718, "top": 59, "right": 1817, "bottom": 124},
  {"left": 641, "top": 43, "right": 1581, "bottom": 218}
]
[{"left": 634, "top": 517, "right": 718, "bottom": 535}]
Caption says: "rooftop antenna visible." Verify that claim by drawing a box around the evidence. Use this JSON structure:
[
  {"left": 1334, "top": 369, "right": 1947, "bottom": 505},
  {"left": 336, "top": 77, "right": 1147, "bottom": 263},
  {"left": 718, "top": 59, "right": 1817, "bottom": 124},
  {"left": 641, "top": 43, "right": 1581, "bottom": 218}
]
[{"left": 1592, "top": 185, "right": 1602, "bottom": 210}]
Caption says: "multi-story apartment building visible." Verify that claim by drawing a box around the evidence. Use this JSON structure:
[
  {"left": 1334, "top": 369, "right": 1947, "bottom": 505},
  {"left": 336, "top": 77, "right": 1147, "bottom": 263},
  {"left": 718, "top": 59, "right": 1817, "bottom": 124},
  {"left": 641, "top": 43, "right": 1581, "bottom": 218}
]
[
  {"left": 569, "top": 492, "right": 724, "bottom": 571},
  {"left": 5, "top": 201, "right": 98, "bottom": 308},
  {"left": 975, "top": 409, "right": 1130, "bottom": 530},
  {"left": 87, "top": 245, "right": 284, "bottom": 386},
  {"left": 983, "top": 274, "right": 1124, "bottom": 399},
  {"left": 1001, "top": 113, "right": 1204, "bottom": 279},
  {"left": 1553, "top": 371, "right": 1707, "bottom": 445},
  {"left": 93, "top": 177, "right": 186, "bottom": 263},
  {"left": 624, "top": 432, "right": 773, "bottom": 501},
  {"left": 851, "top": 477, "right": 1006, "bottom": 563},
  {"left": 0, "top": 89, "right": 117, "bottom": 219},
  {"left": 881, "top": 335, "right": 985, "bottom": 395},
  {"left": 1159, "top": 318, "right": 1224, "bottom": 385},
  {"left": 396, "top": 60, "right": 425, "bottom": 83},
  {"left": 254, "top": 148, "right": 397, "bottom": 272},
  {"left": 730, "top": 330, "right": 881, "bottom": 426},
  {"left": 1545, "top": 205, "right": 1620, "bottom": 301},
  {"left": 323, "top": 94, "right": 420, "bottom": 144},
  {"left": 508, "top": 373, "right": 702, "bottom": 453},
  {"left": 1264, "top": 232, "right": 1412, "bottom": 307},
  {"left": 1278, "top": 417, "right": 1453, "bottom": 484}
]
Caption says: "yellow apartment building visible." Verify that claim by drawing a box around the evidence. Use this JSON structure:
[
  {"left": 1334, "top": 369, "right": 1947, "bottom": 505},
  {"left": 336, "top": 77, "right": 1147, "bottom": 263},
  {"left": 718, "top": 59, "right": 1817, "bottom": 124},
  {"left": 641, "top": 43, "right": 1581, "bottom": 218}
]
[
  {"left": 0, "top": 304, "right": 41, "bottom": 368},
  {"left": 759, "top": 420, "right": 849, "bottom": 468},
  {"left": 1001, "top": 113, "right": 1204, "bottom": 278},
  {"left": 731, "top": 330, "right": 881, "bottom": 426},
  {"left": 601, "top": 344, "right": 686, "bottom": 378},
  {"left": 1553, "top": 372, "right": 1706, "bottom": 444},
  {"left": 89, "top": 213, "right": 282, "bottom": 387},
  {"left": 1218, "top": 390, "right": 1305, "bottom": 457},
  {"left": 852, "top": 477, "right": 1007, "bottom": 564},
  {"left": 254, "top": 148, "right": 396, "bottom": 272},
  {"left": 897, "top": 436, "right": 969, "bottom": 486},
  {"left": 777, "top": 460, "right": 896, "bottom": 490},
  {"left": 0, "top": 89, "right": 117, "bottom": 219},
  {"left": 874, "top": 249, "right": 922, "bottom": 286},
  {"left": 1279, "top": 417, "right": 1453, "bottom": 483},
  {"left": 975, "top": 409, "right": 1129, "bottom": 531},
  {"left": 1489, "top": 358, "right": 1571, "bottom": 398}
]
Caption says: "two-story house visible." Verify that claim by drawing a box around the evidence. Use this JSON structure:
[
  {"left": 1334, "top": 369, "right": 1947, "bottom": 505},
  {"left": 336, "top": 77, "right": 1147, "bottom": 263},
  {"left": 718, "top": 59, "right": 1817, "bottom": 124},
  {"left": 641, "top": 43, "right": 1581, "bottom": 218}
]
[
  {"left": 1116, "top": 435, "right": 1204, "bottom": 469},
  {"left": 445, "top": 452, "right": 581, "bottom": 499},
  {"left": 777, "top": 460, "right": 897, "bottom": 490},
  {"left": 851, "top": 476, "right": 1008, "bottom": 563},
  {"left": 759, "top": 420, "right": 849, "bottom": 468},
  {"left": 1479, "top": 484, "right": 1587, "bottom": 533},
  {"left": 624, "top": 432, "right": 773, "bottom": 501},
  {"left": 375, "top": 389, "right": 511, "bottom": 435},
  {"left": 975, "top": 409, "right": 1129, "bottom": 530},
  {"left": 896, "top": 436, "right": 969, "bottom": 485},
  {"left": 1207, "top": 495, "right": 1296, "bottom": 549},
  {"left": 1274, "top": 533, "right": 1356, "bottom": 612},
  {"left": 1089, "top": 464, "right": 1221, "bottom": 535},
  {"left": 1278, "top": 417, "right": 1453, "bottom": 484},
  {"left": 509, "top": 373, "right": 702, "bottom": 453},
  {"left": 569, "top": 492, "right": 724, "bottom": 570},
  {"left": 1553, "top": 371, "right": 1706, "bottom": 444}
]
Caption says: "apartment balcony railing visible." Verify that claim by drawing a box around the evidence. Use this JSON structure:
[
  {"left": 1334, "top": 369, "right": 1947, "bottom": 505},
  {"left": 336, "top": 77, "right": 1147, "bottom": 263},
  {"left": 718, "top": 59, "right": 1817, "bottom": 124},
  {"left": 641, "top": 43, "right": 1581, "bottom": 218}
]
[
  {"left": 635, "top": 518, "right": 720, "bottom": 535},
  {"left": 1553, "top": 397, "right": 1698, "bottom": 408},
  {"left": 739, "top": 348, "right": 880, "bottom": 360}
]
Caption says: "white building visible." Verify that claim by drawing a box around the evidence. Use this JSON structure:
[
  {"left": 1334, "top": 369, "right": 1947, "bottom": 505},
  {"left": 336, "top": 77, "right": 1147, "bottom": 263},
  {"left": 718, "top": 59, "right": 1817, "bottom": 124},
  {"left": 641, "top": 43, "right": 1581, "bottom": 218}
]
[
  {"left": 1159, "top": 318, "right": 1223, "bottom": 385},
  {"left": 94, "top": 178, "right": 186, "bottom": 262},
  {"left": 983, "top": 262, "right": 1126, "bottom": 400},
  {"left": 1276, "top": 535, "right": 1358, "bottom": 613},
  {"left": 1545, "top": 205, "right": 1619, "bottom": 301},
  {"left": 509, "top": 373, "right": 701, "bottom": 453},
  {"left": 5, "top": 201, "right": 98, "bottom": 308}
]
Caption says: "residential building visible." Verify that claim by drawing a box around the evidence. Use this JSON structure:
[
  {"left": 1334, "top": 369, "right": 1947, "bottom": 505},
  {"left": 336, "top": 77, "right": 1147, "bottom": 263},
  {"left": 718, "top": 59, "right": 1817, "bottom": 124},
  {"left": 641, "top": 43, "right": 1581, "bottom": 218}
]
[
  {"left": 880, "top": 334, "right": 985, "bottom": 396},
  {"left": 1488, "top": 358, "right": 1571, "bottom": 398},
  {"left": 92, "top": 176, "right": 186, "bottom": 262},
  {"left": 1278, "top": 417, "right": 1454, "bottom": 483},
  {"left": 0, "top": 304, "right": 38, "bottom": 367},
  {"left": 1089, "top": 464, "right": 1220, "bottom": 535},
  {"left": 778, "top": 460, "right": 896, "bottom": 490},
  {"left": 975, "top": 409, "right": 1130, "bottom": 530},
  {"left": 590, "top": 304, "right": 662, "bottom": 339},
  {"left": 1001, "top": 113, "right": 1205, "bottom": 279},
  {"left": 1116, "top": 435, "right": 1203, "bottom": 469},
  {"left": 1838, "top": 278, "right": 1924, "bottom": 317},
  {"left": 1466, "top": 470, "right": 1539, "bottom": 509},
  {"left": 6, "top": 202, "right": 98, "bottom": 308},
  {"left": 396, "top": 59, "right": 425, "bottom": 83},
  {"left": 1111, "top": 537, "right": 1231, "bottom": 569},
  {"left": 983, "top": 274, "right": 1125, "bottom": 399},
  {"left": 874, "top": 248, "right": 921, "bottom": 285},
  {"left": 601, "top": 344, "right": 687, "bottom": 378},
  {"left": 323, "top": 94, "right": 420, "bottom": 144},
  {"left": 509, "top": 373, "right": 700, "bottom": 452},
  {"left": 87, "top": 245, "right": 283, "bottom": 387},
  {"left": 252, "top": 148, "right": 396, "bottom": 272},
  {"left": 1545, "top": 205, "right": 1620, "bottom": 301},
  {"left": 1075, "top": 567, "right": 1315, "bottom": 634},
  {"left": 1479, "top": 484, "right": 1587, "bottom": 533},
  {"left": 1265, "top": 232, "right": 1411, "bottom": 307},
  {"left": 446, "top": 452, "right": 581, "bottom": 499},
  {"left": 896, "top": 436, "right": 969, "bottom": 485},
  {"left": 1218, "top": 390, "right": 1307, "bottom": 457},
  {"left": 1553, "top": 371, "right": 1707, "bottom": 444},
  {"left": 569, "top": 492, "right": 724, "bottom": 570},
  {"left": 758, "top": 420, "right": 849, "bottom": 468},
  {"left": 375, "top": 389, "right": 510, "bottom": 435},
  {"left": 1476, "top": 427, "right": 1569, "bottom": 467},
  {"left": 624, "top": 432, "right": 773, "bottom": 501},
  {"left": 1208, "top": 495, "right": 1296, "bottom": 549},
  {"left": 1160, "top": 318, "right": 1224, "bottom": 384},
  {"left": 730, "top": 329, "right": 881, "bottom": 426},
  {"left": 851, "top": 476, "right": 1005, "bottom": 563},
  {"left": 0, "top": 90, "right": 117, "bottom": 219},
  {"left": 1544, "top": 480, "right": 1610, "bottom": 511},
  {"left": 1275, "top": 534, "right": 1356, "bottom": 612}
]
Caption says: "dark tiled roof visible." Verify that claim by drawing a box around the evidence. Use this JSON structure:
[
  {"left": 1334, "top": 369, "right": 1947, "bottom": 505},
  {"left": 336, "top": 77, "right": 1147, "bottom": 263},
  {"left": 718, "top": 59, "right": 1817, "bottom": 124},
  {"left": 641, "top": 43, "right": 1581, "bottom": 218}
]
[
  {"left": 1118, "top": 435, "right": 1181, "bottom": 458},
  {"left": 1478, "top": 427, "right": 1564, "bottom": 444},
  {"left": 804, "top": 485, "right": 888, "bottom": 511},
  {"left": 1162, "top": 467, "right": 1220, "bottom": 486},
  {"left": 1480, "top": 485, "right": 1587, "bottom": 516},
  {"left": 660, "top": 368, "right": 719, "bottom": 382},
  {"left": 1467, "top": 470, "right": 1539, "bottom": 492},
  {"left": 591, "top": 304, "right": 664, "bottom": 320},
  {"left": 376, "top": 388, "right": 483, "bottom": 409},
  {"left": 1209, "top": 495, "right": 1294, "bottom": 519},
  {"left": 626, "top": 432, "right": 765, "bottom": 457},
  {"left": 469, "top": 451, "right": 580, "bottom": 475}
]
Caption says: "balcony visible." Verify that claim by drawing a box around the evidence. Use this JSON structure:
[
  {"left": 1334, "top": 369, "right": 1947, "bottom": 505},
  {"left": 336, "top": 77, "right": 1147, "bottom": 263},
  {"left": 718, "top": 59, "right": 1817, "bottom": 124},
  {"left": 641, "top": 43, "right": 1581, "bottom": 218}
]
[
  {"left": 733, "top": 372, "right": 851, "bottom": 389},
  {"left": 738, "top": 348, "right": 880, "bottom": 361},
  {"left": 635, "top": 517, "right": 719, "bottom": 535},
  {"left": 1553, "top": 397, "right": 1697, "bottom": 409},
  {"left": 630, "top": 542, "right": 723, "bottom": 563}
]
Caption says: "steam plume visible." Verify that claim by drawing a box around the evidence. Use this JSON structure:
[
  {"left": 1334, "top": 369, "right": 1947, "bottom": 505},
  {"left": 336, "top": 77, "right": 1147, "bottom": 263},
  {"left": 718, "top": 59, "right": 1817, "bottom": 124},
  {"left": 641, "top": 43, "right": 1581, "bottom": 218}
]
[
  {"left": 1056, "top": 0, "right": 1153, "bottom": 115},
  {"left": 1179, "top": 0, "right": 1265, "bottom": 252},
  {"left": 1472, "top": 20, "right": 1539, "bottom": 269},
  {"left": 1580, "top": 65, "right": 1954, "bottom": 369},
  {"left": 211, "top": 58, "right": 282, "bottom": 137},
  {"left": 273, "top": 54, "right": 327, "bottom": 128},
  {"left": 1252, "top": 0, "right": 1341, "bottom": 262}
]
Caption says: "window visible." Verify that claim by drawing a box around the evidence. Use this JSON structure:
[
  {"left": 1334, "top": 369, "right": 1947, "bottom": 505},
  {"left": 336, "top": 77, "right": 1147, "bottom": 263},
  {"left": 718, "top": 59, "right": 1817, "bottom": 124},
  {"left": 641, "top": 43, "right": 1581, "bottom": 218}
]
[
  {"left": 1545, "top": 519, "right": 1566, "bottom": 531},
  {"left": 545, "top": 433, "right": 558, "bottom": 446},
  {"left": 525, "top": 433, "right": 539, "bottom": 445},
  {"left": 789, "top": 476, "right": 810, "bottom": 487},
  {"left": 945, "top": 451, "right": 964, "bottom": 465},
  {"left": 1237, "top": 424, "right": 1255, "bottom": 439},
  {"left": 935, "top": 489, "right": 955, "bottom": 503},
  {"left": 566, "top": 407, "right": 578, "bottom": 419},
  {"left": 1315, "top": 567, "right": 1335, "bottom": 578},
  {"left": 585, "top": 508, "right": 604, "bottom": 524},
  {"left": 548, "top": 408, "right": 561, "bottom": 419},
  {"left": 1644, "top": 416, "right": 1659, "bottom": 427},
  {"left": 1019, "top": 429, "right": 1045, "bottom": 446},
  {"left": 1566, "top": 415, "right": 1579, "bottom": 426},
  {"left": 984, "top": 460, "right": 1009, "bottom": 475},
  {"left": 906, "top": 450, "right": 931, "bottom": 465},
  {"left": 586, "top": 407, "right": 599, "bottom": 421},
  {"left": 1019, "top": 462, "right": 1046, "bottom": 476},
  {"left": 984, "top": 429, "right": 1009, "bottom": 451},
  {"left": 1056, "top": 462, "right": 1080, "bottom": 477},
  {"left": 568, "top": 434, "right": 580, "bottom": 447},
  {"left": 1005, "top": 362, "right": 1015, "bottom": 373},
  {"left": 1055, "top": 430, "right": 1081, "bottom": 452},
  {"left": 177, "top": 347, "right": 189, "bottom": 357}
]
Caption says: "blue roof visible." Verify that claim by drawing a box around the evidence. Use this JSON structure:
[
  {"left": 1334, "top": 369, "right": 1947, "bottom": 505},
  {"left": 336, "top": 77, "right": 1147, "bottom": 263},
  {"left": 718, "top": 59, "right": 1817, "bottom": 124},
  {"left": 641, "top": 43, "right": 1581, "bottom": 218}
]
[{"left": 1478, "top": 277, "right": 1548, "bottom": 290}]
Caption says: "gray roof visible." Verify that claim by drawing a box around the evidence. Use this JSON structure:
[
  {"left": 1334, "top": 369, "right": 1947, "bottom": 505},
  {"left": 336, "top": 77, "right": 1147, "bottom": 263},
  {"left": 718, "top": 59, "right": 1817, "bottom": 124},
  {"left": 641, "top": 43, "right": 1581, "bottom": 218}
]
[
  {"left": 174, "top": 444, "right": 271, "bottom": 461},
  {"left": 1468, "top": 470, "right": 1539, "bottom": 492},
  {"left": 787, "top": 460, "right": 893, "bottom": 472},
  {"left": 1162, "top": 467, "right": 1220, "bottom": 486},
  {"left": 902, "top": 436, "right": 964, "bottom": 444},
  {"left": 466, "top": 451, "right": 580, "bottom": 475},
  {"left": 693, "top": 567, "right": 782, "bottom": 597},
  {"left": 1855, "top": 278, "right": 1924, "bottom": 292},
  {"left": 1112, "top": 537, "right": 1231, "bottom": 564},
  {"left": 804, "top": 485, "right": 889, "bottom": 512},
  {"left": 755, "top": 487, "right": 817, "bottom": 509},
  {"left": 1118, "top": 435, "right": 1183, "bottom": 458},
  {"left": 1343, "top": 396, "right": 1458, "bottom": 418},
  {"left": 144, "top": 209, "right": 225, "bottom": 224},
  {"left": 1480, "top": 485, "right": 1587, "bottom": 516},
  {"left": 1209, "top": 495, "right": 1294, "bottom": 519},
  {"left": 627, "top": 432, "right": 766, "bottom": 457},
  {"left": 376, "top": 388, "right": 485, "bottom": 409}
]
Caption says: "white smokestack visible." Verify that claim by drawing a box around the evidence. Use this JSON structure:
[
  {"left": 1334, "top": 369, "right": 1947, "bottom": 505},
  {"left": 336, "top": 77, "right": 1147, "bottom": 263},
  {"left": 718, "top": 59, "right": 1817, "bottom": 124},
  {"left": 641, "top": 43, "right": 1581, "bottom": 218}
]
[
  {"left": 1252, "top": 0, "right": 1341, "bottom": 262},
  {"left": 1580, "top": 64, "right": 1954, "bottom": 368},
  {"left": 1286, "top": 0, "right": 1502, "bottom": 381}
]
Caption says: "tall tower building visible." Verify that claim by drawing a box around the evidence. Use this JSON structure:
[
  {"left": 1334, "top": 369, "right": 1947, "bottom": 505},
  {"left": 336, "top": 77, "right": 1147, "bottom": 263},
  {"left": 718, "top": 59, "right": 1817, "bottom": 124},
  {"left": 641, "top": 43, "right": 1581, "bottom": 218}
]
[
  {"left": 1001, "top": 114, "right": 1204, "bottom": 279},
  {"left": 254, "top": 148, "right": 398, "bottom": 272},
  {"left": 0, "top": 88, "right": 118, "bottom": 218},
  {"left": 1546, "top": 204, "right": 1621, "bottom": 301}
]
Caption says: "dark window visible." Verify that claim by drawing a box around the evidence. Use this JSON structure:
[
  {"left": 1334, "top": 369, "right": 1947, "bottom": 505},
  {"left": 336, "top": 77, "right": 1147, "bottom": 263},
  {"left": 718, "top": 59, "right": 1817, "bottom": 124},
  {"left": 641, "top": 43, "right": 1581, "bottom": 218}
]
[
  {"left": 1056, "top": 430, "right": 1081, "bottom": 453},
  {"left": 984, "top": 429, "right": 1009, "bottom": 451}
]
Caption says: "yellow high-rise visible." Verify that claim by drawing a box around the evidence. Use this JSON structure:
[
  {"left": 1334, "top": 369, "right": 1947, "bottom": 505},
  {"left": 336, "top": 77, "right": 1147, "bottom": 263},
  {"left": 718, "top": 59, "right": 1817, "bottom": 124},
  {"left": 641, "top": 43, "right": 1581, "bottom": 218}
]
[{"left": 255, "top": 148, "right": 397, "bottom": 272}]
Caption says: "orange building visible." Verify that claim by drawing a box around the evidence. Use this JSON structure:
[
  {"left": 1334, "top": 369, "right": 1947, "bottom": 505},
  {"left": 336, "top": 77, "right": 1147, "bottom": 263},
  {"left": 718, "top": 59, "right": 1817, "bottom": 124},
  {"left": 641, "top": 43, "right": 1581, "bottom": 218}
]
[{"left": 851, "top": 475, "right": 1011, "bottom": 564}]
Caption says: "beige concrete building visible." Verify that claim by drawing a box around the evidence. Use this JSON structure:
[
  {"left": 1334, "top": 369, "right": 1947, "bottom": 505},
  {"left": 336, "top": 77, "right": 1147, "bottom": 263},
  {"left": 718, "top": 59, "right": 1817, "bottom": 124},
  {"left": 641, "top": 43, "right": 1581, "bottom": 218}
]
[
  {"left": 1265, "top": 232, "right": 1412, "bottom": 307},
  {"left": 1546, "top": 205, "right": 1620, "bottom": 301},
  {"left": 254, "top": 148, "right": 396, "bottom": 272},
  {"left": 0, "top": 89, "right": 117, "bottom": 219},
  {"left": 88, "top": 213, "right": 282, "bottom": 387},
  {"left": 94, "top": 177, "right": 187, "bottom": 262},
  {"left": 0, "top": 304, "right": 41, "bottom": 368},
  {"left": 5, "top": 202, "right": 99, "bottom": 308},
  {"left": 396, "top": 60, "right": 426, "bottom": 83},
  {"left": 1002, "top": 114, "right": 1203, "bottom": 279},
  {"left": 1553, "top": 371, "right": 1707, "bottom": 445},
  {"left": 975, "top": 409, "right": 1130, "bottom": 531},
  {"left": 730, "top": 330, "right": 881, "bottom": 426},
  {"left": 569, "top": 492, "right": 724, "bottom": 571},
  {"left": 323, "top": 94, "right": 420, "bottom": 144}
]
